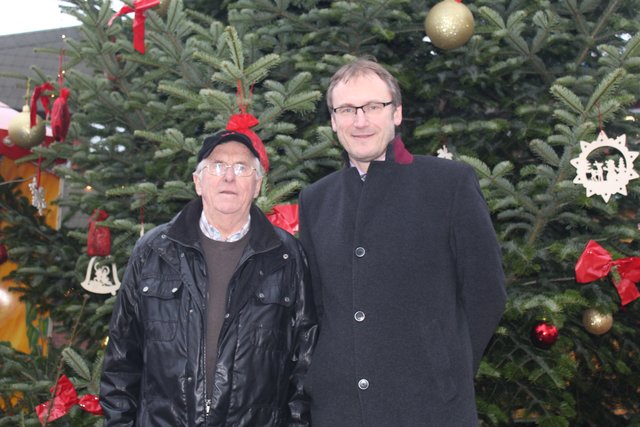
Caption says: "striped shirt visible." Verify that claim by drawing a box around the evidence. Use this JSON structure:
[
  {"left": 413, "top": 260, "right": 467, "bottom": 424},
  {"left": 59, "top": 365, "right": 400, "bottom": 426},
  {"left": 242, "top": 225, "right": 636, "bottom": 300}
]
[{"left": 199, "top": 212, "right": 250, "bottom": 242}]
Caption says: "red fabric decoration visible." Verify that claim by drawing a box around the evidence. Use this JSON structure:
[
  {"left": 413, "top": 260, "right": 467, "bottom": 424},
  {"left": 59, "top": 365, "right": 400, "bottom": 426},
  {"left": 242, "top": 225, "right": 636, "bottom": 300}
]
[
  {"left": 77, "top": 394, "right": 103, "bottom": 415},
  {"left": 266, "top": 204, "right": 299, "bottom": 235},
  {"left": 226, "top": 113, "right": 270, "bottom": 172},
  {"left": 35, "top": 375, "right": 103, "bottom": 425},
  {"left": 0, "top": 242, "right": 7, "bottom": 264},
  {"left": 87, "top": 209, "right": 111, "bottom": 257},
  {"left": 108, "top": 0, "right": 160, "bottom": 54},
  {"left": 51, "top": 88, "right": 71, "bottom": 142},
  {"left": 30, "top": 82, "right": 55, "bottom": 127},
  {"left": 575, "top": 240, "right": 640, "bottom": 306},
  {"left": 35, "top": 375, "right": 77, "bottom": 424}
]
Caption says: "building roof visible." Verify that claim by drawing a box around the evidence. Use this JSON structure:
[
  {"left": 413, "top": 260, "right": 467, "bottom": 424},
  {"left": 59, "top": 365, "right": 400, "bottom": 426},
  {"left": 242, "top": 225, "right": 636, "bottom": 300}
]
[{"left": 0, "top": 26, "right": 83, "bottom": 111}]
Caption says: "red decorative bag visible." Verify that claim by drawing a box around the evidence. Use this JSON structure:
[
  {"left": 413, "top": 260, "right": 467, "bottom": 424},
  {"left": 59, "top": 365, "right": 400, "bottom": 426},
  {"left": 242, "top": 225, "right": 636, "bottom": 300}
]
[{"left": 87, "top": 209, "right": 111, "bottom": 257}]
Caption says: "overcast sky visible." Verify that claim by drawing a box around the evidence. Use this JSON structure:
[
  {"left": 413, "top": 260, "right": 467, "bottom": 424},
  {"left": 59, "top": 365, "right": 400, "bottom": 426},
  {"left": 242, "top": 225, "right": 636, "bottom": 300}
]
[{"left": 0, "top": 0, "right": 124, "bottom": 36}]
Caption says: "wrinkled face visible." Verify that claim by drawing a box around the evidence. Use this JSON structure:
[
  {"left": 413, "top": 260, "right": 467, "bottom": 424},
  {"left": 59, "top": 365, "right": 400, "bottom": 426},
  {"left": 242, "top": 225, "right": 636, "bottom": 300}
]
[
  {"left": 330, "top": 72, "right": 402, "bottom": 172},
  {"left": 193, "top": 141, "right": 262, "bottom": 225}
]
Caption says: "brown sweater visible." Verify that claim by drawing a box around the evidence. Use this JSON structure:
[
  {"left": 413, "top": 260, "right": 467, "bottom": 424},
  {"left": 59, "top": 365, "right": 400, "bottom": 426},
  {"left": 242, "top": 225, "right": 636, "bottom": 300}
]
[{"left": 199, "top": 228, "right": 250, "bottom": 395}]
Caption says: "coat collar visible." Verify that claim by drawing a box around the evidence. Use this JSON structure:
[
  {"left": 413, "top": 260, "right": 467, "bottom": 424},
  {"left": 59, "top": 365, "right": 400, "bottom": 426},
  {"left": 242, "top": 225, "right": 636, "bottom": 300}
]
[{"left": 340, "top": 135, "right": 414, "bottom": 168}]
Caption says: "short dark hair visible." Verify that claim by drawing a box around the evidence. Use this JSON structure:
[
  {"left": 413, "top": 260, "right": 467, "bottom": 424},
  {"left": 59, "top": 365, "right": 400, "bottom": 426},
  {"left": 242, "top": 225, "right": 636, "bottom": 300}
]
[{"left": 326, "top": 57, "right": 402, "bottom": 111}]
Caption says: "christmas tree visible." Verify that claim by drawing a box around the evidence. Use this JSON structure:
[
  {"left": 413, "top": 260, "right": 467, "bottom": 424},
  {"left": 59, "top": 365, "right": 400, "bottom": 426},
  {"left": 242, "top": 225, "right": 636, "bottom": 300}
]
[{"left": 1, "top": 0, "right": 639, "bottom": 425}]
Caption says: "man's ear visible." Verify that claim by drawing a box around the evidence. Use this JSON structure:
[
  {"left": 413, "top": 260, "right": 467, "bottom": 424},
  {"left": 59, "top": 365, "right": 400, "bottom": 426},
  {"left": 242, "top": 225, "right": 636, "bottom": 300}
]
[
  {"left": 254, "top": 176, "right": 263, "bottom": 199},
  {"left": 393, "top": 104, "right": 403, "bottom": 126},
  {"left": 193, "top": 173, "right": 203, "bottom": 196}
]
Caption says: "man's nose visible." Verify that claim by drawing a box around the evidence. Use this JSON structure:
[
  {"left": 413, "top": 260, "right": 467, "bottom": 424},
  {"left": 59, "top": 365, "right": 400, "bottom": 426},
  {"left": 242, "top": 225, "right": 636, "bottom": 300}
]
[
  {"left": 223, "top": 165, "right": 236, "bottom": 180},
  {"left": 353, "top": 109, "right": 369, "bottom": 126}
]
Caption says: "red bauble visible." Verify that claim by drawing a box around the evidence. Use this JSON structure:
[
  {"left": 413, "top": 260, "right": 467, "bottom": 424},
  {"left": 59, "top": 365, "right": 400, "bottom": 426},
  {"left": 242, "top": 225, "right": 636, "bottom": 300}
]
[
  {"left": 0, "top": 243, "right": 7, "bottom": 264},
  {"left": 530, "top": 321, "right": 558, "bottom": 349}
]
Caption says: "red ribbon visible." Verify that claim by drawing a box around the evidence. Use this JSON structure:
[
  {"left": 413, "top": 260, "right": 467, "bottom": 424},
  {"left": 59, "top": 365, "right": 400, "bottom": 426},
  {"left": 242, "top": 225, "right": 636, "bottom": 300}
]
[
  {"left": 575, "top": 240, "right": 640, "bottom": 305},
  {"left": 108, "top": 0, "right": 160, "bottom": 54},
  {"left": 30, "top": 82, "right": 55, "bottom": 127},
  {"left": 266, "top": 204, "right": 299, "bottom": 235},
  {"left": 225, "top": 81, "right": 270, "bottom": 172},
  {"left": 35, "top": 375, "right": 103, "bottom": 425}
]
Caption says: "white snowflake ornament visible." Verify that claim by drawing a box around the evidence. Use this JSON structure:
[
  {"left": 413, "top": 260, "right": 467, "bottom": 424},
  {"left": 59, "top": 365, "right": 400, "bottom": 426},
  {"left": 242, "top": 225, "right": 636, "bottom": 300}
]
[
  {"left": 28, "top": 177, "right": 47, "bottom": 215},
  {"left": 437, "top": 145, "right": 454, "bottom": 160},
  {"left": 570, "top": 131, "right": 638, "bottom": 203}
]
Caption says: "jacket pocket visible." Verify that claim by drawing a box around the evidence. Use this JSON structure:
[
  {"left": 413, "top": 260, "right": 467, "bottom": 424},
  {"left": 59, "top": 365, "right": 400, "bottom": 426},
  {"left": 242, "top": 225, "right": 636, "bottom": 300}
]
[
  {"left": 249, "top": 278, "right": 295, "bottom": 352},
  {"left": 423, "top": 318, "right": 458, "bottom": 402},
  {"left": 255, "top": 279, "right": 295, "bottom": 307},
  {"left": 140, "top": 276, "right": 182, "bottom": 341}
]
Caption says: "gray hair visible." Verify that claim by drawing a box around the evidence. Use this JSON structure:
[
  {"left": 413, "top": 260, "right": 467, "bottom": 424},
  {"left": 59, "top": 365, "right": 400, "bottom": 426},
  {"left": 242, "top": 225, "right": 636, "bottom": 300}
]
[{"left": 326, "top": 57, "right": 402, "bottom": 111}]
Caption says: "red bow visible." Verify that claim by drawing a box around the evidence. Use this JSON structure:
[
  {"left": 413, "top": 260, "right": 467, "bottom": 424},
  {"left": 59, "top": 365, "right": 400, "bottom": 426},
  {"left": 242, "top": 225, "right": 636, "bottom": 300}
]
[
  {"left": 30, "top": 82, "right": 55, "bottom": 127},
  {"left": 35, "top": 375, "right": 103, "bottom": 425},
  {"left": 266, "top": 204, "right": 299, "bottom": 235},
  {"left": 575, "top": 240, "right": 640, "bottom": 305},
  {"left": 108, "top": 0, "right": 160, "bottom": 54},
  {"left": 226, "top": 113, "right": 270, "bottom": 173}
]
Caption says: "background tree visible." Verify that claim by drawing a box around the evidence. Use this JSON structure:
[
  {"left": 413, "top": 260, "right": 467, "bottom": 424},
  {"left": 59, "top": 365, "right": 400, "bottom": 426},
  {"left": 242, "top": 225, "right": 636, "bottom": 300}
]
[{"left": 0, "top": 0, "right": 639, "bottom": 425}]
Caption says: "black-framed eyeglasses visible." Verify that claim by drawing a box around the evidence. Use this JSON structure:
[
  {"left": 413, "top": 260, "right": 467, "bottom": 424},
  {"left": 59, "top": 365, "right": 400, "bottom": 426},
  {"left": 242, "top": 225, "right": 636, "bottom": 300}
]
[
  {"left": 332, "top": 101, "right": 394, "bottom": 117},
  {"left": 204, "top": 162, "right": 256, "bottom": 177}
]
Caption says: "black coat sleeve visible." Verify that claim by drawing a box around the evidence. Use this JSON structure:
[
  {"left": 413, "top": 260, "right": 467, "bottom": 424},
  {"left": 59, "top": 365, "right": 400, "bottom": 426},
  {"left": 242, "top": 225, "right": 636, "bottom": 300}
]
[{"left": 450, "top": 165, "right": 507, "bottom": 371}]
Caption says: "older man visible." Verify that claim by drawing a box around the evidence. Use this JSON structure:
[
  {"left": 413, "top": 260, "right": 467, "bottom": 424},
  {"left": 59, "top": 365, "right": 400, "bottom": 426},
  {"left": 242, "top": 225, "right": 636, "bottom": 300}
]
[
  {"left": 101, "top": 116, "right": 317, "bottom": 426},
  {"left": 298, "top": 57, "right": 506, "bottom": 426}
]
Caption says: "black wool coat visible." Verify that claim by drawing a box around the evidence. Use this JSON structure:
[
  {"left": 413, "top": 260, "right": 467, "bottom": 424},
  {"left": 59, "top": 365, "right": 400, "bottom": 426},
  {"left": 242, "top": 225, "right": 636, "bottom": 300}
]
[{"left": 298, "top": 137, "right": 506, "bottom": 427}]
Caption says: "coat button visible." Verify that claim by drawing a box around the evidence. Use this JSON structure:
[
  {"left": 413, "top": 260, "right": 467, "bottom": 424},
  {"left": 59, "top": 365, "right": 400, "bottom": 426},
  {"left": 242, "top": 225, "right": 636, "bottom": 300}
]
[
  {"left": 171, "top": 287, "right": 178, "bottom": 293},
  {"left": 354, "top": 311, "right": 365, "bottom": 322},
  {"left": 258, "top": 292, "right": 265, "bottom": 299},
  {"left": 142, "top": 286, "right": 149, "bottom": 292},
  {"left": 358, "top": 378, "right": 369, "bottom": 390},
  {"left": 224, "top": 313, "right": 230, "bottom": 319},
  {"left": 283, "top": 253, "right": 289, "bottom": 259},
  {"left": 355, "top": 247, "right": 366, "bottom": 257}
]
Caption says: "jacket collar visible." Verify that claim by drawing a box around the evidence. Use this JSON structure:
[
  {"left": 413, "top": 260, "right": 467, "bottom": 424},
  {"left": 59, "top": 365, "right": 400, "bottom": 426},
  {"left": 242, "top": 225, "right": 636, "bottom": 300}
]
[{"left": 165, "top": 198, "right": 281, "bottom": 254}]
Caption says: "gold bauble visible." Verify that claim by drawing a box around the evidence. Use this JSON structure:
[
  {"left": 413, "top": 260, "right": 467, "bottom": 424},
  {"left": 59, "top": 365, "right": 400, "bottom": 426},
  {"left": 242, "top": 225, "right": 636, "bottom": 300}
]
[
  {"left": 582, "top": 308, "right": 613, "bottom": 335},
  {"left": 424, "top": 0, "right": 475, "bottom": 50},
  {"left": 7, "top": 105, "right": 46, "bottom": 149},
  {"left": 156, "top": 0, "right": 171, "bottom": 17}
]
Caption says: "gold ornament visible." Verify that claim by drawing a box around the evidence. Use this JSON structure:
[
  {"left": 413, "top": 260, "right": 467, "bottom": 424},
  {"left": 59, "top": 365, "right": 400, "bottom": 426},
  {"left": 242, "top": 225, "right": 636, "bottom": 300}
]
[
  {"left": 157, "top": 0, "right": 171, "bottom": 16},
  {"left": 582, "top": 308, "right": 613, "bottom": 335},
  {"left": 7, "top": 105, "right": 46, "bottom": 149},
  {"left": 424, "top": 0, "right": 475, "bottom": 50}
]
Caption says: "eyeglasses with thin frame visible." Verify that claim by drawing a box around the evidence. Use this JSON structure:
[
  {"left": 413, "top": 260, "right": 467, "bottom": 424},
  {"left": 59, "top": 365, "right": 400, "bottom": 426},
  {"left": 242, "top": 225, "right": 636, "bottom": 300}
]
[
  {"left": 204, "top": 162, "right": 256, "bottom": 177},
  {"left": 332, "top": 101, "right": 394, "bottom": 118}
]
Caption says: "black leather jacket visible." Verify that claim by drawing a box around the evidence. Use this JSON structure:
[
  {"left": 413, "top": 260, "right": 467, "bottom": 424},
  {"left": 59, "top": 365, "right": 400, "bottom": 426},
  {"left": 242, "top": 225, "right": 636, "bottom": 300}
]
[{"left": 100, "top": 198, "right": 317, "bottom": 426}]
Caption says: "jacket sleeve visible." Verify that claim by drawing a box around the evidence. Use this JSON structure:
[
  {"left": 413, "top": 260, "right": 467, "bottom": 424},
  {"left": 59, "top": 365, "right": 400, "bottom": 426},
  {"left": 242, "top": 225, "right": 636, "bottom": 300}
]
[
  {"left": 287, "top": 238, "right": 318, "bottom": 426},
  {"left": 100, "top": 247, "right": 145, "bottom": 426},
  {"left": 451, "top": 165, "right": 507, "bottom": 372},
  {"left": 297, "top": 189, "right": 323, "bottom": 319}
]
